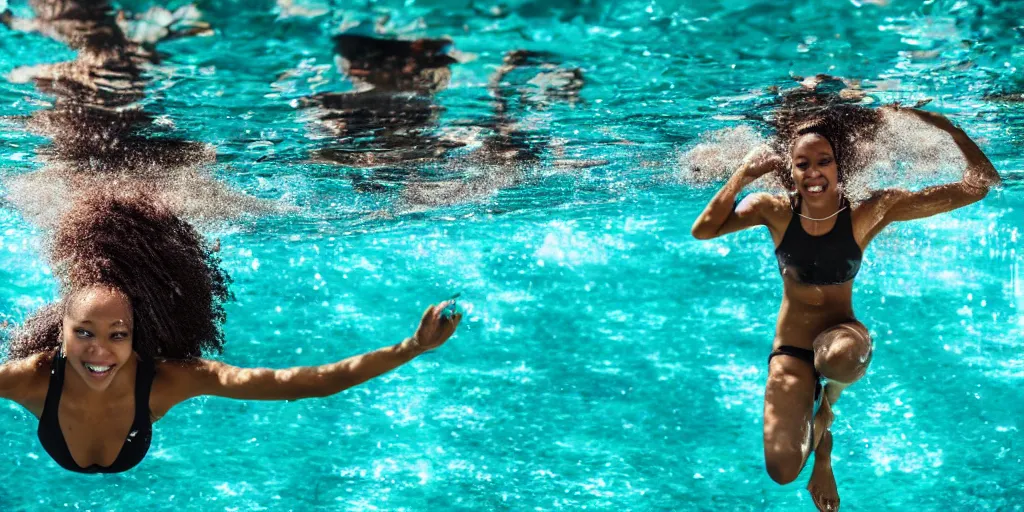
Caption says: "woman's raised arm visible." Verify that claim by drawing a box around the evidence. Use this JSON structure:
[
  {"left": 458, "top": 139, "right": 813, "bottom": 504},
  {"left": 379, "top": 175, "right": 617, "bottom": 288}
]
[
  {"left": 691, "top": 146, "right": 786, "bottom": 240},
  {"left": 868, "top": 108, "right": 1000, "bottom": 231}
]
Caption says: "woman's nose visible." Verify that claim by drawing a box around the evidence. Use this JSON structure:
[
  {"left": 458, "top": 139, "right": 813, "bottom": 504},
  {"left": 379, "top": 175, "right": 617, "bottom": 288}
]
[{"left": 85, "top": 343, "right": 111, "bottom": 357}]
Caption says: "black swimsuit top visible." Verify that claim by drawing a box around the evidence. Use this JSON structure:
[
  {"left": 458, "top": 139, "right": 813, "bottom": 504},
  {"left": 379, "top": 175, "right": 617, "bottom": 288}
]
[
  {"left": 37, "top": 352, "right": 155, "bottom": 474},
  {"left": 774, "top": 196, "right": 863, "bottom": 285}
]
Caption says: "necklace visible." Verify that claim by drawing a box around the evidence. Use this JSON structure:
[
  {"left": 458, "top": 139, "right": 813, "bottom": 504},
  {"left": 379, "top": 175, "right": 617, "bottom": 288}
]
[{"left": 796, "top": 205, "right": 847, "bottom": 222}]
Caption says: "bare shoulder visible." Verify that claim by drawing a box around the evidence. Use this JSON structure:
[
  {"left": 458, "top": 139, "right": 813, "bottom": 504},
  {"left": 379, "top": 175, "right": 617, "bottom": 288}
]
[
  {"left": 856, "top": 188, "right": 906, "bottom": 209},
  {"left": 153, "top": 358, "right": 221, "bottom": 390},
  {"left": 150, "top": 358, "right": 217, "bottom": 420},
  {"left": 744, "top": 192, "right": 791, "bottom": 230},
  {"left": 761, "top": 193, "right": 792, "bottom": 215},
  {"left": 0, "top": 351, "right": 54, "bottom": 410},
  {"left": 1, "top": 351, "right": 54, "bottom": 383},
  {"left": 851, "top": 189, "right": 910, "bottom": 246},
  {"left": 733, "top": 191, "right": 786, "bottom": 214},
  {"left": 852, "top": 189, "right": 907, "bottom": 224}
]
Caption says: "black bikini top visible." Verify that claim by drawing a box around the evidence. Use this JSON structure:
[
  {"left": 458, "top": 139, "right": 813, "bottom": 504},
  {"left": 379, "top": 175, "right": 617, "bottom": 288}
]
[
  {"left": 774, "top": 196, "right": 863, "bottom": 285},
  {"left": 37, "top": 352, "right": 155, "bottom": 474}
]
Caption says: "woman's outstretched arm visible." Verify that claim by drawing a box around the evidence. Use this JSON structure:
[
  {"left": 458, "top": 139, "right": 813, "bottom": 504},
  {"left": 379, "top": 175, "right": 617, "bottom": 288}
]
[
  {"left": 865, "top": 108, "right": 1001, "bottom": 233},
  {"left": 691, "top": 146, "right": 786, "bottom": 240},
  {"left": 155, "top": 302, "right": 461, "bottom": 411}
]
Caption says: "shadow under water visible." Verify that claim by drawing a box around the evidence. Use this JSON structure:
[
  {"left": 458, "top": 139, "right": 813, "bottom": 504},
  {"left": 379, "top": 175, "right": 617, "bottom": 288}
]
[{"left": 2, "top": 0, "right": 282, "bottom": 228}]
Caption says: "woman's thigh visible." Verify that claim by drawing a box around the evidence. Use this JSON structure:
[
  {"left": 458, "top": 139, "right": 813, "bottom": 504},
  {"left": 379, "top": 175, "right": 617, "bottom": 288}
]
[{"left": 762, "top": 353, "right": 817, "bottom": 484}]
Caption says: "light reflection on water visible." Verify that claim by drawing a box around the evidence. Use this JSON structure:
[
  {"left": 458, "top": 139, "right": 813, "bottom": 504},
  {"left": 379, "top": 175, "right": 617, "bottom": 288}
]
[{"left": 0, "top": 0, "right": 1021, "bottom": 510}]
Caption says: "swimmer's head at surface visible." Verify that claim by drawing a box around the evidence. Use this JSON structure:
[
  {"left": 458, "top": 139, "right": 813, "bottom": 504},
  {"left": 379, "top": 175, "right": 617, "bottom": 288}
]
[
  {"left": 7, "top": 187, "right": 231, "bottom": 362},
  {"left": 332, "top": 34, "right": 458, "bottom": 93}
]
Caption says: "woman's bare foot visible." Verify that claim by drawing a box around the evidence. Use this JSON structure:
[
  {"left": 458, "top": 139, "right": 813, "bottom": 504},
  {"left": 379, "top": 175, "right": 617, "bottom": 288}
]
[{"left": 807, "top": 429, "right": 840, "bottom": 512}]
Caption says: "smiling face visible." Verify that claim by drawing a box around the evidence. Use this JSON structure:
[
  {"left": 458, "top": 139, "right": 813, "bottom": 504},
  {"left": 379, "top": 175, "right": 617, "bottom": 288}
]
[
  {"left": 61, "top": 286, "right": 135, "bottom": 392},
  {"left": 790, "top": 132, "right": 841, "bottom": 207}
]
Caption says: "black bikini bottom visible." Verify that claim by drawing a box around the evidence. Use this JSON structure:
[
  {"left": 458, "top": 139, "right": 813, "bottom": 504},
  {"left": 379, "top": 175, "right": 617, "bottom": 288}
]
[{"left": 768, "top": 345, "right": 823, "bottom": 407}]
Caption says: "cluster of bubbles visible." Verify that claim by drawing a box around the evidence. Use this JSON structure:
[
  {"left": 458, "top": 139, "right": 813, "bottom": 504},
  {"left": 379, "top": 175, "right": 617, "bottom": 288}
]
[{"left": 679, "top": 91, "right": 970, "bottom": 202}]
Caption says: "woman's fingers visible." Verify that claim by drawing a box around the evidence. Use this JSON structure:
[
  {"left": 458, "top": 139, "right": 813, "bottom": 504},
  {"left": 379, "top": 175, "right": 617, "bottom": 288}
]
[
  {"left": 421, "top": 304, "right": 436, "bottom": 324},
  {"left": 412, "top": 301, "right": 462, "bottom": 350}
]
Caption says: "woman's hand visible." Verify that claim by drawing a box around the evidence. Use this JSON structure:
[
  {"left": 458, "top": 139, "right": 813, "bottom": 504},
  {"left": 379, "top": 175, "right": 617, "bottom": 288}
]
[
  {"left": 409, "top": 301, "right": 462, "bottom": 353},
  {"left": 738, "top": 145, "right": 786, "bottom": 185}
]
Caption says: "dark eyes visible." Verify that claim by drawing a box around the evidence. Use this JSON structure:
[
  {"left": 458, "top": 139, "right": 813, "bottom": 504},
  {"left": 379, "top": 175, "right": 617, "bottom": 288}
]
[
  {"left": 795, "top": 158, "right": 832, "bottom": 169},
  {"left": 74, "top": 329, "right": 128, "bottom": 341}
]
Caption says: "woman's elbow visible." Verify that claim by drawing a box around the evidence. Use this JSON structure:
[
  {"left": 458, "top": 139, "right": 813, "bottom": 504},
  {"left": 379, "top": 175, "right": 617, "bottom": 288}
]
[
  {"left": 690, "top": 219, "right": 715, "bottom": 240},
  {"left": 962, "top": 183, "right": 990, "bottom": 203}
]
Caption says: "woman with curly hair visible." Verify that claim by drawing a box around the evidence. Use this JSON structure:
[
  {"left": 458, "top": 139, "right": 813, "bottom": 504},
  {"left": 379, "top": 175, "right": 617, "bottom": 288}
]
[
  {"left": 690, "top": 104, "right": 1000, "bottom": 511},
  {"left": 0, "top": 189, "right": 461, "bottom": 474}
]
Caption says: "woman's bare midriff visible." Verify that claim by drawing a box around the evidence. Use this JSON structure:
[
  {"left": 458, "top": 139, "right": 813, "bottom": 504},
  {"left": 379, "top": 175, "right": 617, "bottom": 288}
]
[{"left": 773, "top": 277, "right": 856, "bottom": 350}]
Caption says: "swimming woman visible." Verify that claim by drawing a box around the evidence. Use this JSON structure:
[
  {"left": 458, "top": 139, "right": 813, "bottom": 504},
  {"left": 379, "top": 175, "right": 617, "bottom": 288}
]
[
  {"left": 0, "top": 189, "right": 462, "bottom": 473},
  {"left": 690, "top": 105, "right": 1000, "bottom": 511}
]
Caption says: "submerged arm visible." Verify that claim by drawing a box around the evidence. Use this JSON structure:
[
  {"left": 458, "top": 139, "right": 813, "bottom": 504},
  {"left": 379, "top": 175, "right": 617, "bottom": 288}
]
[{"left": 691, "top": 146, "right": 784, "bottom": 240}]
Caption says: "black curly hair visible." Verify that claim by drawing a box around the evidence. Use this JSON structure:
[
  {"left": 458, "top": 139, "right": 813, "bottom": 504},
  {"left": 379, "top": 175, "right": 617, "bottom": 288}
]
[
  {"left": 6, "top": 187, "right": 231, "bottom": 360},
  {"left": 767, "top": 82, "right": 885, "bottom": 192},
  {"left": 774, "top": 109, "right": 884, "bottom": 193}
]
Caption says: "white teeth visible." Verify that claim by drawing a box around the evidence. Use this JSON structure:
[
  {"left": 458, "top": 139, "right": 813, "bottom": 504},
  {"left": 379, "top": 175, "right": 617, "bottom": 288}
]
[
  {"left": 85, "top": 364, "right": 112, "bottom": 373},
  {"left": 808, "top": 185, "right": 825, "bottom": 193}
]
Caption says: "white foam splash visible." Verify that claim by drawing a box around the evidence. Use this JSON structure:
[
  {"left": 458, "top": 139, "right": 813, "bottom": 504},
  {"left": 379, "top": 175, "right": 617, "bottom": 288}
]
[{"left": 679, "top": 126, "right": 774, "bottom": 188}]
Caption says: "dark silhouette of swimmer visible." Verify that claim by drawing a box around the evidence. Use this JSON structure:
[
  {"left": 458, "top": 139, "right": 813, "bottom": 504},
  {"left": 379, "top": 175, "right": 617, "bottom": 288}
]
[
  {"left": 298, "top": 34, "right": 464, "bottom": 191},
  {"left": 402, "top": 49, "right": 601, "bottom": 208},
  {"left": 478, "top": 49, "right": 585, "bottom": 164},
  {"left": 3, "top": 0, "right": 213, "bottom": 166},
  {"left": 333, "top": 33, "right": 456, "bottom": 94}
]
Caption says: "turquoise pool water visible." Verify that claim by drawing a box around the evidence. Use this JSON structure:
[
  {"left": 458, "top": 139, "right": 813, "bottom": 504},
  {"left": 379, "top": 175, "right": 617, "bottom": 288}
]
[{"left": 0, "top": 0, "right": 1022, "bottom": 510}]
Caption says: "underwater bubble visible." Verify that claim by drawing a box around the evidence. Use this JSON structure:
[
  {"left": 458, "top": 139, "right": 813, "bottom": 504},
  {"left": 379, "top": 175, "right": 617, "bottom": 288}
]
[
  {"left": 683, "top": 108, "right": 971, "bottom": 200},
  {"left": 678, "top": 125, "right": 774, "bottom": 188},
  {"left": 843, "top": 109, "right": 968, "bottom": 202}
]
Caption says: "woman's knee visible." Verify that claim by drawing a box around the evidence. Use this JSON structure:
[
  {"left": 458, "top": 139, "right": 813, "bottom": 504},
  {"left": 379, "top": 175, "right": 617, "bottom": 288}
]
[
  {"left": 762, "top": 357, "right": 816, "bottom": 484},
  {"left": 764, "top": 451, "right": 803, "bottom": 484},
  {"left": 813, "top": 324, "right": 872, "bottom": 382}
]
